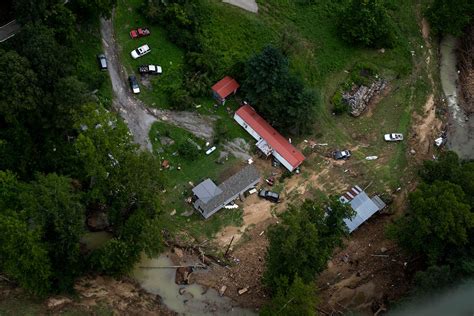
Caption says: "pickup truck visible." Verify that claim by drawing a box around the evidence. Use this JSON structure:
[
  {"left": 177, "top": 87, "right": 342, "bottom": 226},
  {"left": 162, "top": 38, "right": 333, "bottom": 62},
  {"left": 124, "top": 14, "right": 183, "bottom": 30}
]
[
  {"left": 384, "top": 133, "right": 404, "bottom": 142},
  {"left": 131, "top": 44, "right": 151, "bottom": 59},
  {"left": 258, "top": 189, "right": 280, "bottom": 203},
  {"left": 138, "top": 64, "right": 162, "bottom": 75},
  {"left": 130, "top": 27, "right": 151, "bottom": 39},
  {"left": 333, "top": 150, "right": 352, "bottom": 160}
]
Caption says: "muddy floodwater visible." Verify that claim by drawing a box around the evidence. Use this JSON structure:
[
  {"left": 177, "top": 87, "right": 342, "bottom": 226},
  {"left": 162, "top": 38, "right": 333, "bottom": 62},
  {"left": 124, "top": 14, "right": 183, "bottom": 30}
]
[
  {"left": 132, "top": 254, "right": 256, "bottom": 315},
  {"left": 440, "top": 35, "right": 474, "bottom": 159},
  {"left": 80, "top": 231, "right": 112, "bottom": 250}
]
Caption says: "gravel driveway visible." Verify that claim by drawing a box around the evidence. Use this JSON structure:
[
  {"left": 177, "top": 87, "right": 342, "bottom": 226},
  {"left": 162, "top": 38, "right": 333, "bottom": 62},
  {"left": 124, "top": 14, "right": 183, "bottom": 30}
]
[{"left": 100, "top": 17, "right": 215, "bottom": 151}]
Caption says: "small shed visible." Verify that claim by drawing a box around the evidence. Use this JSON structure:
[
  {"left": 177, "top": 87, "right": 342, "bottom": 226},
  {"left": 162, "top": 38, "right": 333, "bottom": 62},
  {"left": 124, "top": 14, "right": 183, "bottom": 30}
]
[
  {"left": 193, "top": 164, "right": 260, "bottom": 219},
  {"left": 340, "top": 185, "right": 386, "bottom": 233},
  {"left": 211, "top": 76, "right": 240, "bottom": 105}
]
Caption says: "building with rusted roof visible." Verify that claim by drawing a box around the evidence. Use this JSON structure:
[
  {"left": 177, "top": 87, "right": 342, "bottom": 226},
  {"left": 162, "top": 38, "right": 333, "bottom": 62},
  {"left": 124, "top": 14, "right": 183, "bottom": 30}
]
[
  {"left": 211, "top": 76, "right": 240, "bottom": 105},
  {"left": 234, "top": 104, "right": 305, "bottom": 172}
]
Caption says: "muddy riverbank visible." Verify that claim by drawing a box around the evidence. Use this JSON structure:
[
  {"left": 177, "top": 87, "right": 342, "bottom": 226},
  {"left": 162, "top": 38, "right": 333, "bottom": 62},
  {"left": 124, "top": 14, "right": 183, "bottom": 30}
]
[
  {"left": 132, "top": 253, "right": 256, "bottom": 315},
  {"left": 440, "top": 35, "right": 474, "bottom": 159}
]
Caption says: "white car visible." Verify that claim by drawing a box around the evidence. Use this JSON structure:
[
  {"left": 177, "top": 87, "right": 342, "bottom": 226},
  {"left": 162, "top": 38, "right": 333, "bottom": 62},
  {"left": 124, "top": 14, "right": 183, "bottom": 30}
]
[
  {"left": 131, "top": 44, "right": 151, "bottom": 59},
  {"left": 384, "top": 133, "right": 404, "bottom": 142}
]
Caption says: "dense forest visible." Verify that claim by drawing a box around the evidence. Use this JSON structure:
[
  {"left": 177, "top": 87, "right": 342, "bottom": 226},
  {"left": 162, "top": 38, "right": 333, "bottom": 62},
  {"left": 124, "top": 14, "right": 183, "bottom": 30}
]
[{"left": 0, "top": 0, "right": 164, "bottom": 296}]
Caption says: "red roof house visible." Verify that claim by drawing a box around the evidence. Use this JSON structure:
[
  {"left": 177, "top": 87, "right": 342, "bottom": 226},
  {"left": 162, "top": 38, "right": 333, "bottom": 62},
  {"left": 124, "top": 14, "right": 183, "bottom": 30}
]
[
  {"left": 211, "top": 76, "right": 240, "bottom": 104},
  {"left": 234, "top": 104, "right": 305, "bottom": 172}
]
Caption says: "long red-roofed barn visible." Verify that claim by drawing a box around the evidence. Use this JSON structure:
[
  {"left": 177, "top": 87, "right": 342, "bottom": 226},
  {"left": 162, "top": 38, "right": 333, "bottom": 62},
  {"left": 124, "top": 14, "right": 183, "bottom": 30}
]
[
  {"left": 234, "top": 104, "right": 305, "bottom": 172},
  {"left": 211, "top": 76, "right": 240, "bottom": 105}
]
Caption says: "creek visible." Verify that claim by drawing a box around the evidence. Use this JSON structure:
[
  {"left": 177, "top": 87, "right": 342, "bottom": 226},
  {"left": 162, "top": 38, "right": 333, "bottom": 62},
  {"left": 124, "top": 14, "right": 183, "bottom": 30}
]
[
  {"left": 132, "top": 254, "right": 256, "bottom": 315},
  {"left": 440, "top": 35, "right": 474, "bottom": 159}
]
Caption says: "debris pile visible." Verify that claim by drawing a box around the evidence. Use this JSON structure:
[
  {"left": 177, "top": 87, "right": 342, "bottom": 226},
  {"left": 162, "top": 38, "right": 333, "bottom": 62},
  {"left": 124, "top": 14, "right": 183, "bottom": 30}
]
[{"left": 343, "top": 79, "right": 386, "bottom": 116}]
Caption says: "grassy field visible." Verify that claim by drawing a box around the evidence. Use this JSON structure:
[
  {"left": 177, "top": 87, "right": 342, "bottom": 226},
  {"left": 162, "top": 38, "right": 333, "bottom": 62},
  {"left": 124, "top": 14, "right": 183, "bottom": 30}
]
[
  {"left": 114, "top": 0, "right": 185, "bottom": 108},
  {"left": 75, "top": 19, "right": 113, "bottom": 107},
  {"left": 148, "top": 121, "right": 245, "bottom": 239}
]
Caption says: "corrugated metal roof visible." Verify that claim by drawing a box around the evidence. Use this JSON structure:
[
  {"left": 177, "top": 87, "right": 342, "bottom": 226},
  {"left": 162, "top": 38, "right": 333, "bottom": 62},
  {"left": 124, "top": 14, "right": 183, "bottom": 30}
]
[
  {"left": 194, "top": 165, "right": 260, "bottom": 219},
  {"left": 234, "top": 105, "right": 305, "bottom": 170},
  {"left": 192, "top": 179, "right": 222, "bottom": 204},
  {"left": 343, "top": 190, "right": 386, "bottom": 233}
]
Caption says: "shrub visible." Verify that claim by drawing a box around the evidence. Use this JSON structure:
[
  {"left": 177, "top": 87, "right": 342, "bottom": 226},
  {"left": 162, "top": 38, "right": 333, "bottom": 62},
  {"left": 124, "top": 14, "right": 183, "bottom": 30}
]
[
  {"left": 177, "top": 141, "right": 200, "bottom": 161},
  {"left": 339, "top": 0, "right": 396, "bottom": 48},
  {"left": 214, "top": 119, "right": 230, "bottom": 144},
  {"left": 168, "top": 86, "right": 193, "bottom": 110},
  {"left": 332, "top": 91, "right": 348, "bottom": 115}
]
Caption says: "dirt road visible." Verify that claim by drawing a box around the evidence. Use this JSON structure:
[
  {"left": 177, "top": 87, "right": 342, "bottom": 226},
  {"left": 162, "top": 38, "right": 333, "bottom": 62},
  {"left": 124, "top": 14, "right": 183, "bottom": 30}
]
[{"left": 100, "top": 17, "right": 215, "bottom": 150}]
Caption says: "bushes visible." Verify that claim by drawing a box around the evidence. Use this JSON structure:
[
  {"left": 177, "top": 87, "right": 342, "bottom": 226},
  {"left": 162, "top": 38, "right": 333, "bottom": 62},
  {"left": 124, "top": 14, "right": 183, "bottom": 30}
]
[
  {"left": 214, "top": 119, "right": 230, "bottom": 144},
  {"left": 339, "top": 0, "right": 396, "bottom": 48},
  {"left": 263, "top": 198, "right": 353, "bottom": 290},
  {"left": 331, "top": 91, "right": 347, "bottom": 115},
  {"left": 167, "top": 86, "right": 193, "bottom": 110},
  {"left": 177, "top": 141, "right": 200, "bottom": 161},
  {"left": 242, "top": 45, "right": 318, "bottom": 135},
  {"left": 426, "top": 0, "right": 474, "bottom": 36}
]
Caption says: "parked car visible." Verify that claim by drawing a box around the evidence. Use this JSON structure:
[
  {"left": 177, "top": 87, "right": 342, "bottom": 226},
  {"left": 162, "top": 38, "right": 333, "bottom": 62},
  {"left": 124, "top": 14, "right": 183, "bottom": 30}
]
[
  {"left": 129, "top": 27, "right": 151, "bottom": 39},
  {"left": 333, "top": 150, "right": 352, "bottom": 160},
  {"left": 138, "top": 64, "right": 162, "bottom": 75},
  {"left": 128, "top": 75, "right": 140, "bottom": 94},
  {"left": 97, "top": 54, "right": 107, "bottom": 70},
  {"left": 131, "top": 44, "right": 151, "bottom": 59},
  {"left": 265, "top": 176, "right": 275, "bottom": 186},
  {"left": 258, "top": 189, "right": 280, "bottom": 203},
  {"left": 384, "top": 133, "right": 404, "bottom": 142}
]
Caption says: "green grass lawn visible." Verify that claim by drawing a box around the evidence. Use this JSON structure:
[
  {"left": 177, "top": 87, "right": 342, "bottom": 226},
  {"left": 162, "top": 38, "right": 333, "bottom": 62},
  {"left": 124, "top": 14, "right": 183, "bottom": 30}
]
[
  {"left": 149, "top": 121, "right": 244, "bottom": 239},
  {"left": 75, "top": 19, "right": 113, "bottom": 107},
  {"left": 114, "top": 0, "right": 185, "bottom": 108}
]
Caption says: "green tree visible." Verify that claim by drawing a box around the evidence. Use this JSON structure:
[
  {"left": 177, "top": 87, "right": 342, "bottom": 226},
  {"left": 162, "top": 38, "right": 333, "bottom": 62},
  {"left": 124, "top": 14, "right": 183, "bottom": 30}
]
[
  {"left": 44, "top": 3, "right": 77, "bottom": 44},
  {"left": 0, "top": 50, "right": 40, "bottom": 124},
  {"left": 177, "top": 141, "right": 200, "bottom": 161},
  {"left": 260, "top": 275, "right": 318, "bottom": 316},
  {"left": 388, "top": 181, "right": 474, "bottom": 263},
  {"left": 264, "top": 198, "right": 353, "bottom": 290},
  {"left": 74, "top": 105, "right": 163, "bottom": 231},
  {"left": 426, "top": 0, "right": 474, "bottom": 36},
  {"left": 339, "top": 0, "right": 396, "bottom": 48},
  {"left": 90, "top": 239, "right": 140, "bottom": 276},
  {"left": 13, "top": 0, "right": 62, "bottom": 23},
  {"left": 0, "top": 214, "right": 52, "bottom": 296},
  {"left": 21, "top": 173, "right": 85, "bottom": 292},
  {"left": 0, "top": 172, "right": 84, "bottom": 295},
  {"left": 419, "top": 151, "right": 474, "bottom": 207},
  {"left": 242, "top": 45, "right": 289, "bottom": 104},
  {"left": 71, "top": 0, "right": 117, "bottom": 19},
  {"left": 16, "top": 24, "right": 74, "bottom": 89},
  {"left": 243, "top": 46, "right": 317, "bottom": 134}
]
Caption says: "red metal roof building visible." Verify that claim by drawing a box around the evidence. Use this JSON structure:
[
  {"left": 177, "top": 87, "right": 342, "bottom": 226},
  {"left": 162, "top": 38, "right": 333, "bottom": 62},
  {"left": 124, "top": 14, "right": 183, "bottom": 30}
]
[
  {"left": 234, "top": 104, "right": 305, "bottom": 172},
  {"left": 211, "top": 76, "right": 240, "bottom": 105}
]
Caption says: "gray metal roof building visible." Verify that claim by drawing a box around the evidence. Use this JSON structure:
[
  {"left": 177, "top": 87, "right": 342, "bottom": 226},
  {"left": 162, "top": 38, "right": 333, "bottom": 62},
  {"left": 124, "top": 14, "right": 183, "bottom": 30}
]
[
  {"left": 340, "top": 186, "right": 386, "bottom": 233},
  {"left": 193, "top": 164, "right": 260, "bottom": 219}
]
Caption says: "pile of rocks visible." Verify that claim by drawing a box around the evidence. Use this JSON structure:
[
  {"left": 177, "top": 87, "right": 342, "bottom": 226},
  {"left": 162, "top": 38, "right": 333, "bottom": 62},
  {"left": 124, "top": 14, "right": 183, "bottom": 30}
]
[{"left": 343, "top": 79, "right": 386, "bottom": 117}]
